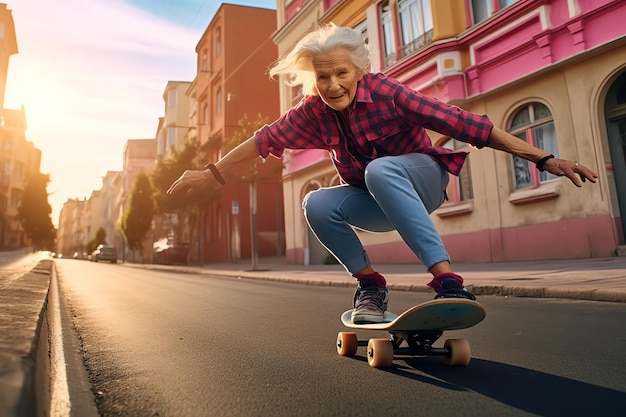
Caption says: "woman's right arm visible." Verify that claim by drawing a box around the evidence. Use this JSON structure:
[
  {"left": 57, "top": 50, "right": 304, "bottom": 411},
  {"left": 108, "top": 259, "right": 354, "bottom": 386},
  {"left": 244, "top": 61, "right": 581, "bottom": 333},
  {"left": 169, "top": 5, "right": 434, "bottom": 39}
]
[{"left": 167, "top": 136, "right": 260, "bottom": 195}]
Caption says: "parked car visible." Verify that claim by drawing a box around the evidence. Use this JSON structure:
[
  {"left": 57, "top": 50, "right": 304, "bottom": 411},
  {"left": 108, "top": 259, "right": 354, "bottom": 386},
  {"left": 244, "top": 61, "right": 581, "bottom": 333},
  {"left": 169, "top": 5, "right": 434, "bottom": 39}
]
[
  {"left": 91, "top": 245, "right": 118, "bottom": 263},
  {"left": 152, "top": 237, "right": 189, "bottom": 265}
]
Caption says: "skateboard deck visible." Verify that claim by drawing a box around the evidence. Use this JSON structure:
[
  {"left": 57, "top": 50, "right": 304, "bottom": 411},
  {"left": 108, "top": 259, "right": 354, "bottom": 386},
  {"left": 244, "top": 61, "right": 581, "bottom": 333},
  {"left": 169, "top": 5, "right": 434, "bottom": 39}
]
[{"left": 337, "top": 298, "right": 486, "bottom": 368}]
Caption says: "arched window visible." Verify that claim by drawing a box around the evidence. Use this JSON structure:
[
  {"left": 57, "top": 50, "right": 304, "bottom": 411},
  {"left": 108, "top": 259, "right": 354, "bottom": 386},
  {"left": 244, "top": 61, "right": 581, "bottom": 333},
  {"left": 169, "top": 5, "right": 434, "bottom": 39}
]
[
  {"left": 215, "top": 27, "right": 222, "bottom": 55},
  {"left": 201, "top": 48, "right": 208, "bottom": 72},
  {"left": 436, "top": 137, "right": 473, "bottom": 205},
  {"left": 509, "top": 102, "right": 558, "bottom": 189},
  {"left": 216, "top": 88, "right": 222, "bottom": 114},
  {"left": 202, "top": 102, "right": 209, "bottom": 125}
]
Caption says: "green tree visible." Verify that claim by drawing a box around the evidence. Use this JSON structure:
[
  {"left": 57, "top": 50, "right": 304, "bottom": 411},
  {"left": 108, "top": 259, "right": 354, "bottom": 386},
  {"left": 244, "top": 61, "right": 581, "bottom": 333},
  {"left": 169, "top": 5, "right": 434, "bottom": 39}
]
[
  {"left": 222, "top": 113, "right": 271, "bottom": 181},
  {"left": 121, "top": 171, "right": 154, "bottom": 259},
  {"left": 87, "top": 227, "right": 107, "bottom": 254},
  {"left": 17, "top": 172, "right": 56, "bottom": 251},
  {"left": 151, "top": 137, "right": 216, "bottom": 240}
]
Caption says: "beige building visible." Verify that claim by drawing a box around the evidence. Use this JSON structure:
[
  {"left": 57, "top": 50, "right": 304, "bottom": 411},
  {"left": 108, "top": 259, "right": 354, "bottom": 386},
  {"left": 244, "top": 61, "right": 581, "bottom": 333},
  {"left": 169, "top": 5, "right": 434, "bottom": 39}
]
[
  {"left": 156, "top": 81, "right": 193, "bottom": 159},
  {"left": 57, "top": 198, "right": 87, "bottom": 257}
]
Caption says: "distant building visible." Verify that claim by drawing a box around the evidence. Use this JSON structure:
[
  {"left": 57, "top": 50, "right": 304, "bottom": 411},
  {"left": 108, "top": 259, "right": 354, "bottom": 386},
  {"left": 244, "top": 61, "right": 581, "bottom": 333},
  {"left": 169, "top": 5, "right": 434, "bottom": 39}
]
[
  {"left": 0, "top": 4, "right": 44, "bottom": 250},
  {"left": 121, "top": 139, "right": 156, "bottom": 261},
  {"left": 57, "top": 198, "right": 87, "bottom": 257},
  {"left": 156, "top": 81, "right": 192, "bottom": 159}
]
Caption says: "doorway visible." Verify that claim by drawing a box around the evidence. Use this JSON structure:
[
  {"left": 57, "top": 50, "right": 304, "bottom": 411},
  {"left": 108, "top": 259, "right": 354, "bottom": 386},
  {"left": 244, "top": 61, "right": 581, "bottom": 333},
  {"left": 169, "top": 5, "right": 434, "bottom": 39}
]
[{"left": 605, "top": 70, "right": 626, "bottom": 243}]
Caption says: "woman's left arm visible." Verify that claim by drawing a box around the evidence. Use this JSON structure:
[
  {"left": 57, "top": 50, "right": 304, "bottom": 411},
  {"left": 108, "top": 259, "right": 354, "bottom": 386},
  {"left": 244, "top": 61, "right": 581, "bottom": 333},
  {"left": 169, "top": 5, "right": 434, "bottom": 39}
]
[{"left": 488, "top": 127, "right": 598, "bottom": 187}]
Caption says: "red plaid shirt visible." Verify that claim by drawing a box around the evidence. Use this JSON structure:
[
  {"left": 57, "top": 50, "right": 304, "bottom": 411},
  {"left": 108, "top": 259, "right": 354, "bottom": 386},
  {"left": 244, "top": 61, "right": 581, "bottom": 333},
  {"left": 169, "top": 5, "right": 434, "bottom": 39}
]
[{"left": 255, "top": 72, "right": 494, "bottom": 188}]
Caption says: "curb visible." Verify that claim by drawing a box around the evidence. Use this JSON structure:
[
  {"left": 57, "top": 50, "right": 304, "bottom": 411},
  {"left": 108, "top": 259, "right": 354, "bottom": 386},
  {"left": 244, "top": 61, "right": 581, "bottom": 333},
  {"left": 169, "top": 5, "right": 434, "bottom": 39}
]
[
  {"left": 135, "top": 264, "right": 626, "bottom": 304},
  {"left": 0, "top": 259, "right": 53, "bottom": 417}
]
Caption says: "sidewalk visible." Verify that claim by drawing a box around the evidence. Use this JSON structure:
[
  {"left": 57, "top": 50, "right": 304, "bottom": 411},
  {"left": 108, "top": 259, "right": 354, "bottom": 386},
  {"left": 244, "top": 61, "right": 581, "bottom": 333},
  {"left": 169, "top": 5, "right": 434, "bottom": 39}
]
[
  {"left": 134, "top": 255, "right": 626, "bottom": 303},
  {"left": 0, "top": 250, "right": 53, "bottom": 417}
]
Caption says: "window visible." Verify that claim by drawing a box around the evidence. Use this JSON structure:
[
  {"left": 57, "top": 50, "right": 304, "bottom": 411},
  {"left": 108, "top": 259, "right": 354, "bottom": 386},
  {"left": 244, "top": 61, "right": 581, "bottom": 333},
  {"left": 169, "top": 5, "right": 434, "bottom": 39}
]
[
  {"left": 203, "top": 102, "right": 209, "bottom": 125},
  {"left": 14, "top": 162, "right": 24, "bottom": 182},
  {"left": 168, "top": 90, "right": 177, "bottom": 107},
  {"left": 202, "top": 48, "right": 208, "bottom": 72},
  {"left": 216, "top": 88, "right": 222, "bottom": 114},
  {"left": 354, "top": 19, "right": 368, "bottom": 45},
  {"left": 509, "top": 102, "right": 558, "bottom": 189},
  {"left": 168, "top": 127, "right": 176, "bottom": 147},
  {"left": 216, "top": 27, "right": 222, "bottom": 55},
  {"left": 398, "top": 0, "right": 433, "bottom": 56},
  {"left": 381, "top": 1, "right": 396, "bottom": 67},
  {"left": 10, "top": 189, "right": 20, "bottom": 209},
  {"left": 471, "top": 0, "right": 520, "bottom": 23},
  {"left": 440, "top": 137, "right": 473, "bottom": 204}
]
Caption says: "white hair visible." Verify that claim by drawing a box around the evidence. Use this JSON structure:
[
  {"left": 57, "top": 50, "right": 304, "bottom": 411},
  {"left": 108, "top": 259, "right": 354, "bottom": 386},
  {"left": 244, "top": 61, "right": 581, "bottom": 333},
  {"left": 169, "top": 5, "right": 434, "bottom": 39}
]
[{"left": 269, "top": 23, "right": 370, "bottom": 96}]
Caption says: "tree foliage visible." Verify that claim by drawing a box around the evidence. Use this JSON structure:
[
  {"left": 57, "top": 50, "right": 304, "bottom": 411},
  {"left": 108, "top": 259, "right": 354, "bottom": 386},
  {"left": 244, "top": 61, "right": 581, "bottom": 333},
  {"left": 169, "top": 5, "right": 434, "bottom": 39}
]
[
  {"left": 151, "top": 137, "right": 207, "bottom": 214},
  {"left": 86, "top": 227, "right": 107, "bottom": 254},
  {"left": 17, "top": 172, "right": 56, "bottom": 251},
  {"left": 222, "top": 113, "right": 271, "bottom": 182},
  {"left": 121, "top": 171, "right": 154, "bottom": 253},
  {"left": 150, "top": 137, "right": 215, "bottom": 240}
]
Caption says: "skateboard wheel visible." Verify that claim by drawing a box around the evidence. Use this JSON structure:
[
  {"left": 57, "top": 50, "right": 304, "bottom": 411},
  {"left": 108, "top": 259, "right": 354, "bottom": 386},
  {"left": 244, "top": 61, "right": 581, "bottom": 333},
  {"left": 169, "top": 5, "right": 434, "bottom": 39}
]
[
  {"left": 337, "top": 332, "right": 358, "bottom": 356},
  {"left": 366, "top": 338, "right": 393, "bottom": 368},
  {"left": 443, "top": 338, "right": 471, "bottom": 366}
]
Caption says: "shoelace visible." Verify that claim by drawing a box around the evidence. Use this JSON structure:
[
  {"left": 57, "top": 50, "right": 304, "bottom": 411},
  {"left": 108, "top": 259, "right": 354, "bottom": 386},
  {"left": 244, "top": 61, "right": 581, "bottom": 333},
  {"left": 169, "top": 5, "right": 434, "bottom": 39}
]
[{"left": 355, "top": 286, "right": 386, "bottom": 310}]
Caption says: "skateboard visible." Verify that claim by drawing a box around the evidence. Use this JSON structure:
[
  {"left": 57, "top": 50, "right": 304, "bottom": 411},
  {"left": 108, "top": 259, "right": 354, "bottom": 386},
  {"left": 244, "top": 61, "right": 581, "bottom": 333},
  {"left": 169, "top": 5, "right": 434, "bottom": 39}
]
[{"left": 337, "top": 298, "right": 486, "bottom": 368}]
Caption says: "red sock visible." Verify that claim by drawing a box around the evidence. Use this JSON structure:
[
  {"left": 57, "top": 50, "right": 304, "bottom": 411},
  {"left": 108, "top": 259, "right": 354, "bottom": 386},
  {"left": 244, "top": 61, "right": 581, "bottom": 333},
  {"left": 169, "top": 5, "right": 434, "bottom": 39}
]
[
  {"left": 427, "top": 272, "right": 463, "bottom": 292},
  {"left": 353, "top": 271, "right": 387, "bottom": 288}
]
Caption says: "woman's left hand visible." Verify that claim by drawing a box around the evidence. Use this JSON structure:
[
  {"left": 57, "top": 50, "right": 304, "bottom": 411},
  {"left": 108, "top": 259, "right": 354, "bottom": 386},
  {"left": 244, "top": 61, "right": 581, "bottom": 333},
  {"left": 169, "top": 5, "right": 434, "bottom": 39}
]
[{"left": 542, "top": 158, "right": 598, "bottom": 187}]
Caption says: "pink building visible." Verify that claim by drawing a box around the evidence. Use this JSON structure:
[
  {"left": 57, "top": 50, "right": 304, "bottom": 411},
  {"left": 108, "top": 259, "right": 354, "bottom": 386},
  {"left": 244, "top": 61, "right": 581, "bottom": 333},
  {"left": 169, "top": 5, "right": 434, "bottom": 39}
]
[{"left": 275, "top": 0, "right": 626, "bottom": 264}]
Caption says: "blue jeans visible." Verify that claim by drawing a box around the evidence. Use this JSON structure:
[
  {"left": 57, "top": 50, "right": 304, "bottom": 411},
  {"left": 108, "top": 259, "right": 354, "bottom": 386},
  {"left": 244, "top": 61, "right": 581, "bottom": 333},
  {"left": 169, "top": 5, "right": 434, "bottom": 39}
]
[{"left": 303, "top": 153, "right": 450, "bottom": 275}]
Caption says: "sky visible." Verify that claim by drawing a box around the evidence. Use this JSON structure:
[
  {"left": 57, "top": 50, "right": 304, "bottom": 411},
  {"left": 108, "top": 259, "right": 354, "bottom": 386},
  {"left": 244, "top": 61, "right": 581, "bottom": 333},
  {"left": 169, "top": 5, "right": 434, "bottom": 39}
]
[{"left": 4, "top": 0, "right": 276, "bottom": 226}]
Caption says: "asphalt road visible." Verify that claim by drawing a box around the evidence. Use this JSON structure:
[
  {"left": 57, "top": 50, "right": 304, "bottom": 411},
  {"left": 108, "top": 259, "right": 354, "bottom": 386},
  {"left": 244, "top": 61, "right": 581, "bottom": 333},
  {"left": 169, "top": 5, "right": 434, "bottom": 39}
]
[{"left": 55, "top": 259, "right": 626, "bottom": 417}]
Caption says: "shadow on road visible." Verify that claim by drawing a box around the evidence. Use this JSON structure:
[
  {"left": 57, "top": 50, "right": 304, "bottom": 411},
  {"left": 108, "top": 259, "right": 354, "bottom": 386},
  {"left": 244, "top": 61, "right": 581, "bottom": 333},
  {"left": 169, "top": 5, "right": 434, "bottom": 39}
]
[{"left": 395, "top": 357, "right": 626, "bottom": 416}]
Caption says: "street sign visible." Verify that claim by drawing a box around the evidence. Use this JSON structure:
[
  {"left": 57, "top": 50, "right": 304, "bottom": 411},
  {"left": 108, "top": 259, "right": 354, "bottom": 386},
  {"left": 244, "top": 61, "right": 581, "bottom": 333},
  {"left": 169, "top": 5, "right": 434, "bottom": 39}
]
[{"left": 232, "top": 200, "right": 239, "bottom": 215}]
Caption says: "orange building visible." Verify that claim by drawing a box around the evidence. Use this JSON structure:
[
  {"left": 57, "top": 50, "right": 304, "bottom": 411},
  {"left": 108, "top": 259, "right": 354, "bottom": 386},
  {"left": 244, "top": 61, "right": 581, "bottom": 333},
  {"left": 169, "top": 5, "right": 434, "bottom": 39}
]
[{"left": 194, "top": 4, "right": 284, "bottom": 263}]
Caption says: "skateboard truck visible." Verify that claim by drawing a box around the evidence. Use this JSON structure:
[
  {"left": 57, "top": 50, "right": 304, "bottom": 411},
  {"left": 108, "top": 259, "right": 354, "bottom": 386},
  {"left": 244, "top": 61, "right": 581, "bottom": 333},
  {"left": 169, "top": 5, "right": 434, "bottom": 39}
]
[{"left": 390, "top": 330, "right": 446, "bottom": 356}]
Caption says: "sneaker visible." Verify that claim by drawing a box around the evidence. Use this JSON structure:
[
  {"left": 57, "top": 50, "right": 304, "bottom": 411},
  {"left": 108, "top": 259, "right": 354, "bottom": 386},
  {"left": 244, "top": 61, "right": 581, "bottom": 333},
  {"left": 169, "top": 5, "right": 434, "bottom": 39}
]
[
  {"left": 427, "top": 272, "right": 476, "bottom": 301},
  {"left": 351, "top": 279, "right": 389, "bottom": 323}
]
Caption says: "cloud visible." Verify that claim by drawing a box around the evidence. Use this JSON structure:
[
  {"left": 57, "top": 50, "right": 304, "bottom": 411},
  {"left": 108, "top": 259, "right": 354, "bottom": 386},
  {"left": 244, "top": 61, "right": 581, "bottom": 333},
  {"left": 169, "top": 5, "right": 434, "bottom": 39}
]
[{"left": 5, "top": 0, "right": 201, "bottom": 225}]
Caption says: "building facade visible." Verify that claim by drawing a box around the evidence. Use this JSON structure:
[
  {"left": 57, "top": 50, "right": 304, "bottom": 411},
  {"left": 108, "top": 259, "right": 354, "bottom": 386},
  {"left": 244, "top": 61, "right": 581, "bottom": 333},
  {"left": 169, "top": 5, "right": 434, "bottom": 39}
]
[
  {"left": 156, "top": 81, "right": 193, "bottom": 159},
  {"left": 194, "top": 4, "right": 285, "bottom": 264},
  {"left": 121, "top": 139, "right": 156, "bottom": 261},
  {"left": 0, "top": 3, "right": 44, "bottom": 250},
  {"left": 274, "top": 0, "right": 626, "bottom": 264}
]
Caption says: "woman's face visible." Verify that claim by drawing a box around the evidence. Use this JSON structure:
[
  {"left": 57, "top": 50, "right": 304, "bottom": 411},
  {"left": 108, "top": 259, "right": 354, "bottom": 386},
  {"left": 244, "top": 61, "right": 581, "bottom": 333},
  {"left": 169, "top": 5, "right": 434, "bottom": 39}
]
[{"left": 313, "top": 47, "right": 363, "bottom": 112}]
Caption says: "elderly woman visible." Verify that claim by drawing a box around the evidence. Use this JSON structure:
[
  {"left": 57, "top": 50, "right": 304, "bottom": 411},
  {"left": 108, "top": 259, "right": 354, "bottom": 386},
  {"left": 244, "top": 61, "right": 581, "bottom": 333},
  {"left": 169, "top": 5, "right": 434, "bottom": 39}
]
[{"left": 168, "top": 23, "right": 597, "bottom": 323}]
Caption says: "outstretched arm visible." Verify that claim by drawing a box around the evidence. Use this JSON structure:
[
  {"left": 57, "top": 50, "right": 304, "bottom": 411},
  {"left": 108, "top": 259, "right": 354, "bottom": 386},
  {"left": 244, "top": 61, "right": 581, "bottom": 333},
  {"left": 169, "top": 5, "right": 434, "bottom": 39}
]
[
  {"left": 487, "top": 127, "right": 598, "bottom": 187},
  {"left": 167, "top": 136, "right": 260, "bottom": 195}
]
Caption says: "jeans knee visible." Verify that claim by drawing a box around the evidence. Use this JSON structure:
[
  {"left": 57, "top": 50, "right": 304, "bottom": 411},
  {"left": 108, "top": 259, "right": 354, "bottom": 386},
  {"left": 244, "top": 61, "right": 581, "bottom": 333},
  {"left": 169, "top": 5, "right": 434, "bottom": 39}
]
[
  {"left": 364, "top": 157, "right": 397, "bottom": 191},
  {"left": 302, "top": 188, "right": 330, "bottom": 225}
]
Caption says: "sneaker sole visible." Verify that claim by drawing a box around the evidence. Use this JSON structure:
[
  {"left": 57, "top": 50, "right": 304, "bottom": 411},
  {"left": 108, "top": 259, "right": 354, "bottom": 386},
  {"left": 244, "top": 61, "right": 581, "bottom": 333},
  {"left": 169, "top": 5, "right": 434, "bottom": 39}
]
[{"left": 352, "top": 312, "right": 384, "bottom": 324}]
